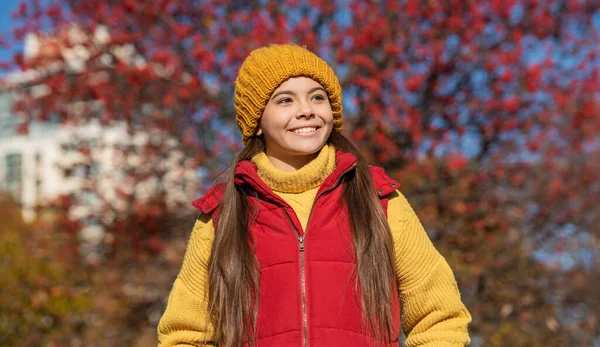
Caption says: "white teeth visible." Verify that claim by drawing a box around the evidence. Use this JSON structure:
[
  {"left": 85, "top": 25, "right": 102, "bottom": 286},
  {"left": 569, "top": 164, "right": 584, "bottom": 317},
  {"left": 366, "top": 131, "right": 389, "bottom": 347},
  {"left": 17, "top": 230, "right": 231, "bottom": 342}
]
[{"left": 293, "top": 127, "right": 317, "bottom": 134}]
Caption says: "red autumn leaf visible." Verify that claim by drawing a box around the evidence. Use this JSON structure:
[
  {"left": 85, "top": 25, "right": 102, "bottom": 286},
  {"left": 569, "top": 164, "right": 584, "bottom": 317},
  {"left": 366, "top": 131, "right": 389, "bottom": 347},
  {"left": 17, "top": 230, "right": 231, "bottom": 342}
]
[
  {"left": 172, "top": 23, "right": 193, "bottom": 39},
  {"left": 447, "top": 153, "right": 468, "bottom": 173},
  {"left": 406, "top": 0, "right": 420, "bottom": 16},
  {"left": 503, "top": 96, "right": 520, "bottom": 113},
  {"left": 500, "top": 69, "right": 513, "bottom": 83},
  {"left": 405, "top": 74, "right": 424, "bottom": 92},
  {"left": 15, "top": 122, "right": 29, "bottom": 134},
  {"left": 351, "top": 54, "right": 378, "bottom": 74}
]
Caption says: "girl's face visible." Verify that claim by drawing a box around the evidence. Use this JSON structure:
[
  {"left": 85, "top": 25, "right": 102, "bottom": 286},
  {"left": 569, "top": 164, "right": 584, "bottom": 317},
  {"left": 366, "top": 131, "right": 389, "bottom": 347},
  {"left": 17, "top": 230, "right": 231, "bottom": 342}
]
[{"left": 258, "top": 77, "right": 334, "bottom": 170}]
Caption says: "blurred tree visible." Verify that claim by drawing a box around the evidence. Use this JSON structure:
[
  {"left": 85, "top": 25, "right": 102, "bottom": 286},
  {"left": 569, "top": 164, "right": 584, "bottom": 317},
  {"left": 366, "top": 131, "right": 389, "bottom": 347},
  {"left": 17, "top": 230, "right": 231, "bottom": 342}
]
[
  {"left": 0, "top": 194, "right": 90, "bottom": 346},
  {"left": 3, "top": 0, "right": 599, "bottom": 345}
]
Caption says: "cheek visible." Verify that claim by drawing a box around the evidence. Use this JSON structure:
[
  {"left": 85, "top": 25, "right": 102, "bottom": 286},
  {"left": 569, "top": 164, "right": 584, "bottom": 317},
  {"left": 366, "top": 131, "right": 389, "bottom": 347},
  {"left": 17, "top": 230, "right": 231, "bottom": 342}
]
[
  {"left": 317, "top": 104, "right": 334, "bottom": 121},
  {"left": 322, "top": 111, "right": 334, "bottom": 125},
  {"left": 260, "top": 117, "right": 285, "bottom": 137}
]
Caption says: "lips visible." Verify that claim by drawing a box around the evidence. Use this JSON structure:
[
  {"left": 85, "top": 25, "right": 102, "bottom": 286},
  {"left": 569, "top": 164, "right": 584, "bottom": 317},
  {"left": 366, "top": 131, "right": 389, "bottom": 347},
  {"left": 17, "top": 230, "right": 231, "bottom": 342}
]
[
  {"left": 289, "top": 125, "right": 321, "bottom": 134},
  {"left": 293, "top": 127, "right": 317, "bottom": 134}
]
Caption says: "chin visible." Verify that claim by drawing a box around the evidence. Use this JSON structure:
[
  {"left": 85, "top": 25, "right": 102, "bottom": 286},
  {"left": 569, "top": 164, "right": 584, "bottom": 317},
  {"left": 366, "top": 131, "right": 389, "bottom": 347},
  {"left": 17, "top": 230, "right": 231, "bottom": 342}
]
[{"left": 288, "top": 142, "right": 326, "bottom": 156}]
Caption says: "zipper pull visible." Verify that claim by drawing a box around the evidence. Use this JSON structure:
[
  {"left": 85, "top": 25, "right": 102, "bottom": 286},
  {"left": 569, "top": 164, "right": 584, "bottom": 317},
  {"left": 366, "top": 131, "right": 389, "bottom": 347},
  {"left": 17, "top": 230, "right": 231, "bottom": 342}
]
[{"left": 298, "top": 235, "right": 305, "bottom": 252}]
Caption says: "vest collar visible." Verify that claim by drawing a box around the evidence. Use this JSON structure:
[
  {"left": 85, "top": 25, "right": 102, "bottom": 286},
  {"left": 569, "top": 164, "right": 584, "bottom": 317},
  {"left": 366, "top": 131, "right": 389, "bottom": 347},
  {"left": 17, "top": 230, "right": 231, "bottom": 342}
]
[
  {"left": 233, "top": 150, "right": 357, "bottom": 205},
  {"left": 192, "top": 151, "right": 400, "bottom": 214}
]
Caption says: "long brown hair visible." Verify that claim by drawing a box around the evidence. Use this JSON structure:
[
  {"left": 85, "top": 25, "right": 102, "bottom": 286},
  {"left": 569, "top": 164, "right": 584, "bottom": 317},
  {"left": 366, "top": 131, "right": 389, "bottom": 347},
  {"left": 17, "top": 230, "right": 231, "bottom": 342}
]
[{"left": 207, "top": 131, "right": 396, "bottom": 346}]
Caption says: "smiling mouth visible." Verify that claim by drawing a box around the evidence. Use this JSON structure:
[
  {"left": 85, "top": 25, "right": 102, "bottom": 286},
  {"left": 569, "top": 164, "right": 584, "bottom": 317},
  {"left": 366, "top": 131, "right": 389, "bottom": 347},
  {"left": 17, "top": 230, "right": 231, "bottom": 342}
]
[{"left": 291, "top": 127, "right": 319, "bottom": 134}]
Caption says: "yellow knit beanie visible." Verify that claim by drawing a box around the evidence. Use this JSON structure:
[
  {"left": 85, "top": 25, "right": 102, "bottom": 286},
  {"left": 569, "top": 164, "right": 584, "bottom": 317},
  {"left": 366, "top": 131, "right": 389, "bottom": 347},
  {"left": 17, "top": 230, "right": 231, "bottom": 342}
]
[{"left": 234, "top": 44, "right": 343, "bottom": 144}]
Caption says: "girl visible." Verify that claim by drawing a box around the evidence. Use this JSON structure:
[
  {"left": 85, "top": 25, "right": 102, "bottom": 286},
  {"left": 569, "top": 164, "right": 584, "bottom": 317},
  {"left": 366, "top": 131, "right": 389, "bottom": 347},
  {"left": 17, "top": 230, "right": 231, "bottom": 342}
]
[{"left": 158, "top": 44, "right": 471, "bottom": 347}]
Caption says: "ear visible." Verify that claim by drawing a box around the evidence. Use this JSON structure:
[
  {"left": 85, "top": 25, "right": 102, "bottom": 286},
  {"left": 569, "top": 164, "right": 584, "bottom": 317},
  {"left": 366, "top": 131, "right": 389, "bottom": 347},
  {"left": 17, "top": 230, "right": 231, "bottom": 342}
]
[{"left": 256, "top": 128, "right": 262, "bottom": 136}]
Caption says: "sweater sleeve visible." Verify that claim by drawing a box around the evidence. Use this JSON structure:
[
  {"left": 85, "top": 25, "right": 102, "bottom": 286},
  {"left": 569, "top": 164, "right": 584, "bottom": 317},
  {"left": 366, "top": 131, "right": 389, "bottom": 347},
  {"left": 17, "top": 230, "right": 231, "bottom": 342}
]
[
  {"left": 157, "top": 214, "right": 216, "bottom": 346},
  {"left": 387, "top": 190, "right": 471, "bottom": 347}
]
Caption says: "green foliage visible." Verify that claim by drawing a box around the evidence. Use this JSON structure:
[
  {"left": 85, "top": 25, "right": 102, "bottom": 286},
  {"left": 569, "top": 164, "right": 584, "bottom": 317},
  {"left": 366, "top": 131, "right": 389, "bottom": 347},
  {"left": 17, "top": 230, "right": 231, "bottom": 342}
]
[{"left": 0, "top": 195, "right": 90, "bottom": 346}]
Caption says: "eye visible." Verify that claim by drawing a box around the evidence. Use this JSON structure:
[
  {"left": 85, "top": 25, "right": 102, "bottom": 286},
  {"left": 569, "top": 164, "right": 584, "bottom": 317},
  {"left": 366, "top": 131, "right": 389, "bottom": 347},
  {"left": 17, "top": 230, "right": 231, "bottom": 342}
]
[
  {"left": 311, "top": 94, "right": 326, "bottom": 101},
  {"left": 276, "top": 97, "right": 292, "bottom": 105}
]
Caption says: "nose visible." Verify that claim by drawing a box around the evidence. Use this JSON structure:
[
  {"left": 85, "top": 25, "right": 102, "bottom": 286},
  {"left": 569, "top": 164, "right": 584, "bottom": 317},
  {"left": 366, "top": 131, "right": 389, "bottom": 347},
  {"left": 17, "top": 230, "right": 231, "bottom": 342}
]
[{"left": 296, "top": 99, "right": 314, "bottom": 119}]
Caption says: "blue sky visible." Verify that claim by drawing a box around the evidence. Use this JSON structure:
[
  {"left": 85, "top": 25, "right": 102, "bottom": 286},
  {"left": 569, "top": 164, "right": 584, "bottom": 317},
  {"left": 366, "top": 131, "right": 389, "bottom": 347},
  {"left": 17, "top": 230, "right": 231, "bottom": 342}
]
[{"left": 0, "top": 0, "right": 24, "bottom": 64}]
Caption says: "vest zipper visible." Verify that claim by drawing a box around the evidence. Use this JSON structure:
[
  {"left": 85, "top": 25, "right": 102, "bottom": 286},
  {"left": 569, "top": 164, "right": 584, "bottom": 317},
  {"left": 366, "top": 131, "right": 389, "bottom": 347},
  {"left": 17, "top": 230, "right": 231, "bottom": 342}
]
[
  {"left": 280, "top": 163, "right": 356, "bottom": 347},
  {"left": 298, "top": 234, "right": 307, "bottom": 347}
]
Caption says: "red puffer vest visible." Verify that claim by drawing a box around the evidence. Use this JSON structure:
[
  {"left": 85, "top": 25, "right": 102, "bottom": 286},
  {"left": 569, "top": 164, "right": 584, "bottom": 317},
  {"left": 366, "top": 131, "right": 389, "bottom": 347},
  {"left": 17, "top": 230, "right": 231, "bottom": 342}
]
[{"left": 192, "top": 151, "right": 401, "bottom": 346}]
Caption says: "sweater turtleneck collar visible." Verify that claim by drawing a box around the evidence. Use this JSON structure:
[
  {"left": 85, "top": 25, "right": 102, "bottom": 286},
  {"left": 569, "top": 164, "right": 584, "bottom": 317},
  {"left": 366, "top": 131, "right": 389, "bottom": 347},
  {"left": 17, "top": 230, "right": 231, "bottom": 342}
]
[{"left": 251, "top": 144, "right": 336, "bottom": 194}]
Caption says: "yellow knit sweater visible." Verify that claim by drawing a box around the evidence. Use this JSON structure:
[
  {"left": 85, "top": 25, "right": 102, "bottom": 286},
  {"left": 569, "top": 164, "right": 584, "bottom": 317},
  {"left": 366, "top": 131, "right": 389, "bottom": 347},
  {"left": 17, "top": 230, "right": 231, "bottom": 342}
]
[{"left": 157, "top": 145, "right": 471, "bottom": 346}]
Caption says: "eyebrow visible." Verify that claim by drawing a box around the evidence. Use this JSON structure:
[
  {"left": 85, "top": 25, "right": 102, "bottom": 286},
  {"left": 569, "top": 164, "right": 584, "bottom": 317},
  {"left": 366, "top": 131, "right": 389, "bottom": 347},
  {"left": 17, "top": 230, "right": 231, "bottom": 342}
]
[{"left": 270, "top": 87, "right": 327, "bottom": 101}]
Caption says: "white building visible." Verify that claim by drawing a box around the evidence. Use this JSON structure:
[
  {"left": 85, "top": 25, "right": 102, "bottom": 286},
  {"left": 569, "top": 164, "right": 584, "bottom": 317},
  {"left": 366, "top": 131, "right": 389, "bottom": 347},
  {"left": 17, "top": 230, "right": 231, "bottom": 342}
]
[
  {"left": 0, "top": 94, "right": 199, "bottom": 224},
  {"left": 0, "top": 89, "right": 61, "bottom": 220}
]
